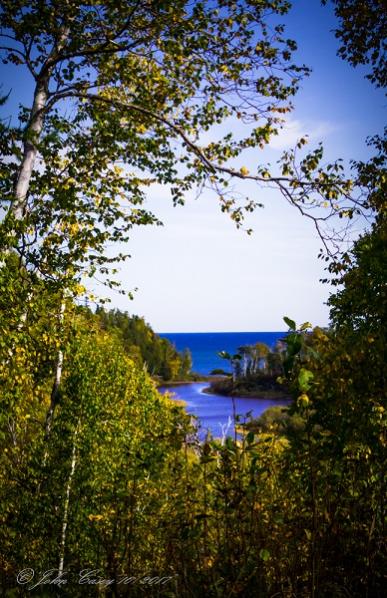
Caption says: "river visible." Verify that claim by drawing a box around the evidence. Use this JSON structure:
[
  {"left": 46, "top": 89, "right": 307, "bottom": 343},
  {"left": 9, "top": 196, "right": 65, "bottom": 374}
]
[{"left": 159, "top": 382, "right": 290, "bottom": 440}]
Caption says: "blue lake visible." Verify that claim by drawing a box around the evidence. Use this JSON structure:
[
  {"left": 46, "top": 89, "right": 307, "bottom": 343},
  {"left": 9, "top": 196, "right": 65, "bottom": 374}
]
[
  {"left": 159, "top": 382, "right": 290, "bottom": 440},
  {"left": 159, "top": 331, "right": 287, "bottom": 375}
]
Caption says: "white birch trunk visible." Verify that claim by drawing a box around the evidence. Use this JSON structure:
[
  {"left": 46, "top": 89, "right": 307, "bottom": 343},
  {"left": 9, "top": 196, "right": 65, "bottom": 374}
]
[
  {"left": 44, "top": 300, "right": 66, "bottom": 443},
  {"left": 58, "top": 421, "right": 79, "bottom": 576},
  {"left": 12, "top": 84, "right": 49, "bottom": 220},
  {"left": 12, "top": 26, "right": 70, "bottom": 220}
]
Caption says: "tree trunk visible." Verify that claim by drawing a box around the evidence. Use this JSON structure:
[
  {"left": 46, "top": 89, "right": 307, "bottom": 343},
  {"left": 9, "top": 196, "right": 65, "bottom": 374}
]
[
  {"left": 12, "top": 26, "right": 70, "bottom": 220},
  {"left": 44, "top": 300, "right": 66, "bottom": 441},
  {"left": 58, "top": 421, "right": 79, "bottom": 575},
  {"left": 12, "top": 83, "right": 49, "bottom": 220}
]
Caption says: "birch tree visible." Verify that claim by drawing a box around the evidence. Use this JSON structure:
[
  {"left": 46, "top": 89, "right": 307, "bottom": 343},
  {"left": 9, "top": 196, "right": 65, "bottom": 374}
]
[{"left": 0, "top": 0, "right": 358, "bottom": 287}]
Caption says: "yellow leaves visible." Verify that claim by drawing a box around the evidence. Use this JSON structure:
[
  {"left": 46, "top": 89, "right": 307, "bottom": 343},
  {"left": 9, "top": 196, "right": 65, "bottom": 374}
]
[
  {"left": 203, "top": 557, "right": 214, "bottom": 569},
  {"left": 88, "top": 514, "right": 104, "bottom": 522},
  {"left": 72, "top": 284, "right": 86, "bottom": 297},
  {"left": 68, "top": 222, "right": 80, "bottom": 235},
  {"left": 297, "top": 393, "right": 309, "bottom": 408},
  {"left": 62, "top": 177, "right": 77, "bottom": 190},
  {"left": 240, "top": 166, "right": 250, "bottom": 176},
  {"left": 113, "top": 165, "right": 123, "bottom": 175},
  {"left": 314, "top": 328, "right": 329, "bottom": 343},
  {"left": 339, "top": 209, "right": 353, "bottom": 218},
  {"left": 98, "top": 87, "right": 115, "bottom": 100}
]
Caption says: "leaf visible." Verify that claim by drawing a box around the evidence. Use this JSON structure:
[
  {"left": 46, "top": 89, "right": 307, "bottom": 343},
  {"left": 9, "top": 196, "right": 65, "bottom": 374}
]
[
  {"left": 283, "top": 316, "right": 296, "bottom": 330},
  {"left": 246, "top": 430, "right": 255, "bottom": 444},
  {"left": 259, "top": 548, "right": 270, "bottom": 561},
  {"left": 304, "top": 529, "right": 312, "bottom": 540},
  {"left": 298, "top": 368, "right": 314, "bottom": 391},
  {"left": 297, "top": 393, "right": 310, "bottom": 408}
]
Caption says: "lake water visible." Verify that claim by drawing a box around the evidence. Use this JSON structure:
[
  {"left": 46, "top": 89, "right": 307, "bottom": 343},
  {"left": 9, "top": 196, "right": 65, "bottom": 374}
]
[
  {"left": 159, "top": 382, "right": 290, "bottom": 440},
  {"left": 159, "top": 331, "right": 287, "bottom": 375}
]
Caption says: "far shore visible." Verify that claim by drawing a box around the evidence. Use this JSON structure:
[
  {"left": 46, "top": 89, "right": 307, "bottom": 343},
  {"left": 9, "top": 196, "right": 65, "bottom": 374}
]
[{"left": 201, "top": 385, "right": 290, "bottom": 401}]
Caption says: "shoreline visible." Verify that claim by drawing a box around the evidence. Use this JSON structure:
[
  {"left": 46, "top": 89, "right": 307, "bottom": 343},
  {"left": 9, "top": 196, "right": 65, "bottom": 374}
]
[
  {"left": 201, "top": 385, "right": 290, "bottom": 401},
  {"left": 159, "top": 379, "right": 291, "bottom": 401},
  {"left": 156, "top": 375, "right": 224, "bottom": 388},
  {"left": 156, "top": 379, "right": 207, "bottom": 388}
]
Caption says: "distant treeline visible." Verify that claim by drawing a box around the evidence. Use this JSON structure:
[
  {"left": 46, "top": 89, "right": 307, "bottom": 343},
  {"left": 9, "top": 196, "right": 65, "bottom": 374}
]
[
  {"left": 210, "top": 341, "right": 288, "bottom": 397},
  {"left": 91, "top": 307, "right": 193, "bottom": 381}
]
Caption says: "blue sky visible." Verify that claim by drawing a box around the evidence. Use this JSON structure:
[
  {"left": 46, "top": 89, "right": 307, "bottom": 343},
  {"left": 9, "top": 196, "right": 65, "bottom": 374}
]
[
  {"left": 106, "top": 1, "right": 384, "bottom": 332},
  {"left": 1, "top": 1, "right": 385, "bottom": 332}
]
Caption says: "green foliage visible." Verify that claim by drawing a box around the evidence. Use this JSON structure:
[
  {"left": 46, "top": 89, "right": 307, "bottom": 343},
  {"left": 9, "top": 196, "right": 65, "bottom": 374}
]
[
  {"left": 0, "top": 305, "right": 193, "bottom": 592},
  {"left": 94, "top": 306, "right": 193, "bottom": 380},
  {"left": 219, "top": 341, "right": 285, "bottom": 378},
  {"left": 209, "top": 368, "right": 229, "bottom": 376},
  {"left": 1, "top": 262, "right": 385, "bottom": 596},
  {"left": 279, "top": 308, "right": 386, "bottom": 595},
  {"left": 245, "top": 406, "right": 306, "bottom": 435},
  {"left": 0, "top": 2, "right": 386, "bottom": 596},
  {"left": 323, "top": 0, "right": 387, "bottom": 87},
  {"left": 0, "top": 0, "right": 363, "bottom": 305},
  {"left": 283, "top": 315, "right": 296, "bottom": 330},
  {"left": 216, "top": 341, "right": 288, "bottom": 396},
  {"left": 328, "top": 217, "right": 387, "bottom": 333}
]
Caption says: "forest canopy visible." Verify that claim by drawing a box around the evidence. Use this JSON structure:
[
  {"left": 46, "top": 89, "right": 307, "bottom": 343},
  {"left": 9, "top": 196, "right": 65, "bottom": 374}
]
[{"left": 94, "top": 306, "right": 193, "bottom": 381}]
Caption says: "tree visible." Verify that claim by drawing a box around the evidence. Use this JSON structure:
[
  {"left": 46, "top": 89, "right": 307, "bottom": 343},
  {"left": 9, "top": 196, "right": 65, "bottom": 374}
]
[
  {"left": 276, "top": 5, "right": 387, "bottom": 591},
  {"left": 0, "top": 311, "right": 193, "bottom": 587},
  {"left": 0, "top": 1, "right": 364, "bottom": 429},
  {"left": 179, "top": 347, "right": 193, "bottom": 379},
  {"left": 94, "top": 307, "right": 190, "bottom": 379},
  {"left": 323, "top": 0, "right": 387, "bottom": 87},
  {"left": 237, "top": 342, "right": 270, "bottom": 376},
  {"left": 328, "top": 216, "right": 387, "bottom": 332},
  {"left": 277, "top": 26, "right": 386, "bottom": 583},
  {"left": 0, "top": 0, "right": 360, "bottom": 294}
]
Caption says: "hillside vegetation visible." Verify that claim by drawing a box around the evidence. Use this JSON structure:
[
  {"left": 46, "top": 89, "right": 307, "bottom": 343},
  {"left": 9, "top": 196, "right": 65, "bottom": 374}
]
[{"left": 1, "top": 212, "right": 386, "bottom": 595}]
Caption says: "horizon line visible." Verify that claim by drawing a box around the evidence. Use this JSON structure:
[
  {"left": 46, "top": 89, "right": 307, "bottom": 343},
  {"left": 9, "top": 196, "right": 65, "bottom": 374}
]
[{"left": 157, "top": 330, "right": 288, "bottom": 334}]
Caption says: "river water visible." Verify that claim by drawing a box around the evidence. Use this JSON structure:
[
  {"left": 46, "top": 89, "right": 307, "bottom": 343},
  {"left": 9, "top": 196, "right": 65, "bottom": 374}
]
[{"left": 159, "top": 382, "right": 290, "bottom": 440}]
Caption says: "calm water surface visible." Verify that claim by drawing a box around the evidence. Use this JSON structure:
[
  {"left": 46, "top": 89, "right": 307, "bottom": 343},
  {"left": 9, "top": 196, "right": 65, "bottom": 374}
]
[
  {"left": 159, "top": 382, "right": 290, "bottom": 440},
  {"left": 159, "top": 331, "right": 287, "bottom": 375}
]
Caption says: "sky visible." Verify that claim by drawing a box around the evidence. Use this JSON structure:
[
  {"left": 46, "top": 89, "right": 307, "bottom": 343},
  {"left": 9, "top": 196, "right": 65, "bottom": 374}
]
[
  {"left": 103, "top": 1, "right": 384, "bottom": 332},
  {"left": 1, "top": 1, "right": 385, "bottom": 332}
]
